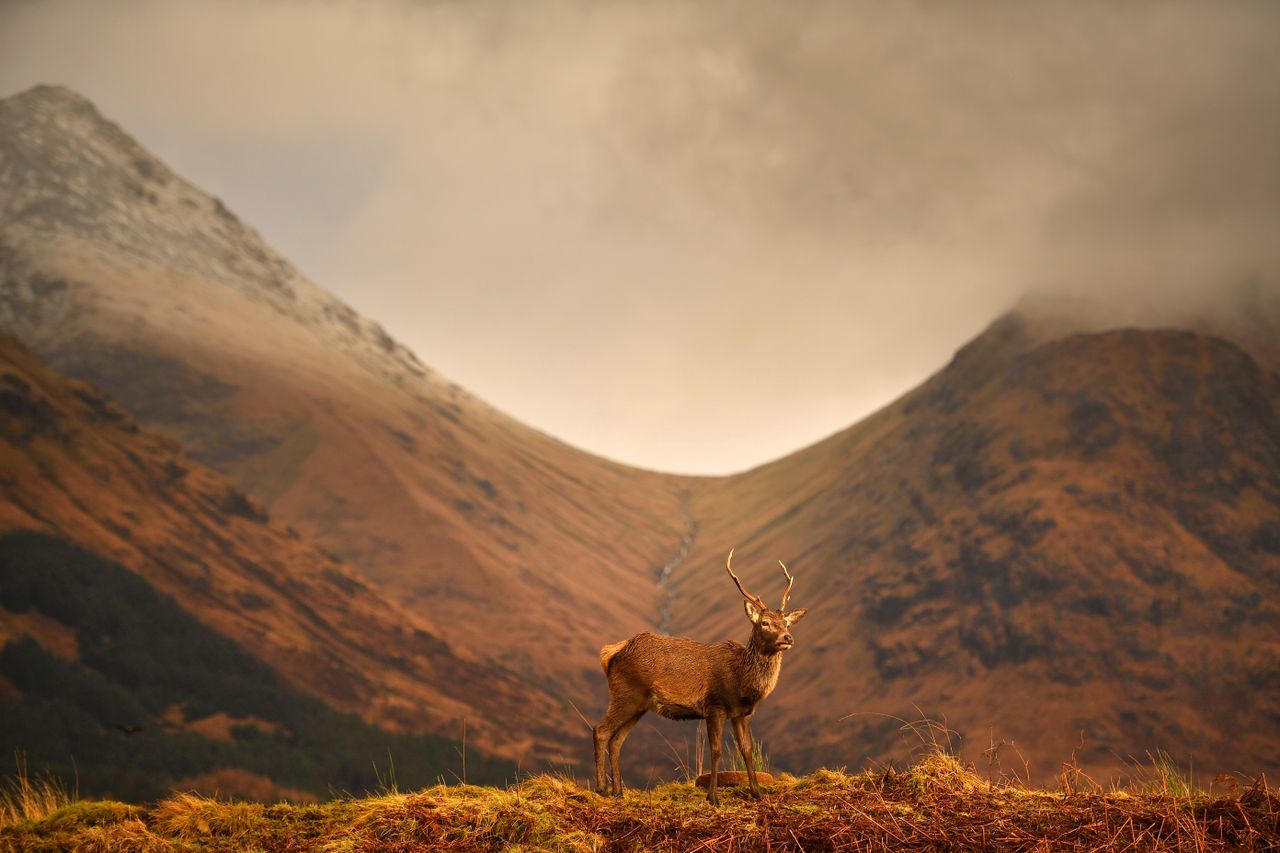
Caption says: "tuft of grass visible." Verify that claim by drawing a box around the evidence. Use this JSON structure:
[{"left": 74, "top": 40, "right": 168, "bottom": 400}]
[
  {"left": 725, "top": 739, "right": 774, "bottom": 775},
  {"left": 786, "top": 766, "right": 865, "bottom": 791},
  {"left": 1127, "top": 750, "right": 1205, "bottom": 799},
  {"left": 67, "top": 819, "right": 172, "bottom": 853},
  {"left": 906, "top": 751, "right": 987, "bottom": 795},
  {"left": 152, "top": 791, "right": 264, "bottom": 840},
  {"left": 660, "top": 722, "right": 776, "bottom": 782},
  {"left": 0, "top": 755, "right": 76, "bottom": 831}
]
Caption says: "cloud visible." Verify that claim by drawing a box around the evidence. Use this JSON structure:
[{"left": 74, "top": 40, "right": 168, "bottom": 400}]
[{"left": 2, "top": 0, "right": 1278, "bottom": 472}]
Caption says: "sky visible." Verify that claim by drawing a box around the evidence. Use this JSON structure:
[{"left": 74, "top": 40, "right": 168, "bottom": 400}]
[{"left": 2, "top": 0, "right": 1279, "bottom": 474}]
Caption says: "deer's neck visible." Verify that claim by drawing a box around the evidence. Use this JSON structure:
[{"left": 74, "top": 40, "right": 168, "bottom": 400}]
[{"left": 741, "top": 634, "right": 784, "bottom": 701}]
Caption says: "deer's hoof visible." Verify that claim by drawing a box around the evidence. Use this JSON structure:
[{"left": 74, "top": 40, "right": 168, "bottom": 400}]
[
  {"left": 706, "top": 792, "right": 721, "bottom": 807},
  {"left": 747, "top": 788, "right": 763, "bottom": 800}
]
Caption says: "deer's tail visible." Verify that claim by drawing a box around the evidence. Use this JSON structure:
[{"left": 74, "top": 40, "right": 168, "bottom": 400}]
[{"left": 599, "top": 640, "right": 627, "bottom": 674}]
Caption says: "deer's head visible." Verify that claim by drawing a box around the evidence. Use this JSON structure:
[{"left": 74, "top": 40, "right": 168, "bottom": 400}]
[{"left": 726, "top": 549, "right": 808, "bottom": 654}]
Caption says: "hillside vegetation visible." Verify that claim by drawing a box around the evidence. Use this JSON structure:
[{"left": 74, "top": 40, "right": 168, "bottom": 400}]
[
  {"left": 673, "top": 321, "right": 1280, "bottom": 779},
  {"left": 2, "top": 755, "right": 1276, "bottom": 852},
  {"left": 0, "top": 533, "right": 512, "bottom": 801},
  {"left": 0, "top": 326, "right": 555, "bottom": 777}
]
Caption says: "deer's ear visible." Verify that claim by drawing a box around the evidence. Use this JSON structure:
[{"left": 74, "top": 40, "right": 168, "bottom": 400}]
[
  {"left": 783, "top": 608, "right": 808, "bottom": 626},
  {"left": 744, "top": 599, "right": 763, "bottom": 624}
]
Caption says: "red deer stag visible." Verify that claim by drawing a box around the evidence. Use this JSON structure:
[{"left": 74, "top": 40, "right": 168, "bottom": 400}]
[{"left": 593, "top": 549, "right": 808, "bottom": 805}]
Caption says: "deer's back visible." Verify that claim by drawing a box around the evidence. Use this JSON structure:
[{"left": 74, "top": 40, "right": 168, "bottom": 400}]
[{"left": 606, "top": 632, "right": 743, "bottom": 719}]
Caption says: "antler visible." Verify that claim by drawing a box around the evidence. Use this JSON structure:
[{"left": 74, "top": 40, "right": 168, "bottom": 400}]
[
  {"left": 778, "top": 560, "right": 794, "bottom": 611},
  {"left": 725, "top": 548, "right": 767, "bottom": 609}
]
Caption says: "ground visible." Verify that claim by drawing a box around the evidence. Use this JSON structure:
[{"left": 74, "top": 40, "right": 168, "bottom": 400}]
[{"left": 2, "top": 753, "right": 1277, "bottom": 851}]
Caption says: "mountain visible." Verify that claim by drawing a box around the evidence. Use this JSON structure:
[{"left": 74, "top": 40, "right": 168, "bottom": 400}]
[
  {"left": 668, "top": 316, "right": 1280, "bottom": 780},
  {"left": 3, "top": 83, "right": 1278, "bottom": 785},
  {"left": 0, "top": 329, "right": 564, "bottom": 782},
  {"left": 0, "top": 84, "right": 693, "bottom": 712}
]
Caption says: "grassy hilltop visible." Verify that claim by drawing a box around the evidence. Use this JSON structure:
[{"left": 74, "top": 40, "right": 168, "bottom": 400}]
[{"left": 3, "top": 754, "right": 1277, "bottom": 852}]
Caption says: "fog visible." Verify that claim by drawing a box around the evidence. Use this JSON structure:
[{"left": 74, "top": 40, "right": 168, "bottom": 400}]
[{"left": 2, "top": 0, "right": 1278, "bottom": 473}]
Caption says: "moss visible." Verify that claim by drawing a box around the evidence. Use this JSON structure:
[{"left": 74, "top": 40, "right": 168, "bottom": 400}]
[
  {"left": 778, "top": 802, "right": 822, "bottom": 815},
  {"left": 640, "top": 782, "right": 706, "bottom": 805},
  {"left": 27, "top": 799, "right": 143, "bottom": 832}
]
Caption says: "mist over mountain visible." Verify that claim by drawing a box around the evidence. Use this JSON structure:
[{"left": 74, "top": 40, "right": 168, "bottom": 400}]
[
  {"left": 1, "top": 84, "right": 1278, "bottom": 792},
  {"left": 5, "top": 0, "right": 1277, "bottom": 474}
]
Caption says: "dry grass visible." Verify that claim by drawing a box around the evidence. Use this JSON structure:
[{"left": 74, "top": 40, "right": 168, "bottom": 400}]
[
  {"left": 1, "top": 755, "right": 1277, "bottom": 851},
  {"left": 0, "top": 756, "right": 75, "bottom": 831}
]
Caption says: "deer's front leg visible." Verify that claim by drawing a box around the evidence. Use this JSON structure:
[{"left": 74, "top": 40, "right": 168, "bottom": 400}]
[
  {"left": 705, "top": 711, "right": 725, "bottom": 806},
  {"left": 731, "top": 716, "right": 762, "bottom": 799}
]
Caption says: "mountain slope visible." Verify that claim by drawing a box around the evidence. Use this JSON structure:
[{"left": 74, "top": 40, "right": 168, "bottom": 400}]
[
  {"left": 671, "top": 317, "right": 1280, "bottom": 779},
  {"left": 0, "top": 84, "right": 693, "bottom": 713},
  {"left": 0, "top": 330, "right": 568, "bottom": 762},
  {"left": 0, "top": 531, "right": 514, "bottom": 801}
]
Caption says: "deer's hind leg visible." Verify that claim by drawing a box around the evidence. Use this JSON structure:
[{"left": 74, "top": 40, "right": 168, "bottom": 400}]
[
  {"left": 606, "top": 712, "right": 644, "bottom": 796},
  {"left": 593, "top": 697, "right": 645, "bottom": 796}
]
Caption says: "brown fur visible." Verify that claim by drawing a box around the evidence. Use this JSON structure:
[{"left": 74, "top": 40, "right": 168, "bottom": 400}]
[
  {"left": 599, "top": 640, "right": 627, "bottom": 674},
  {"left": 593, "top": 555, "right": 807, "bottom": 806}
]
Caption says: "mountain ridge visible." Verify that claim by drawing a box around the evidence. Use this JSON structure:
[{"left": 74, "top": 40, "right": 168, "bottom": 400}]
[{"left": 0, "top": 83, "right": 436, "bottom": 390}]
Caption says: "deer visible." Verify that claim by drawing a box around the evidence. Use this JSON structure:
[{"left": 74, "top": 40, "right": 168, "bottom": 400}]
[{"left": 593, "top": 549, "right": 808, "bottom": 806}]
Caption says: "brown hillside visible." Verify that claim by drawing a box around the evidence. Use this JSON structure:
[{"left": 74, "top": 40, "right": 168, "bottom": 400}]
[
  {"left": 0, "top": 331, "right": 569, "bottom": 760},
  {"left": 673, "top": 317, "right": 1280, "bottom": 780},
  {"left": 0, "top": 84, "right": 693, "bottom": 714}
]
